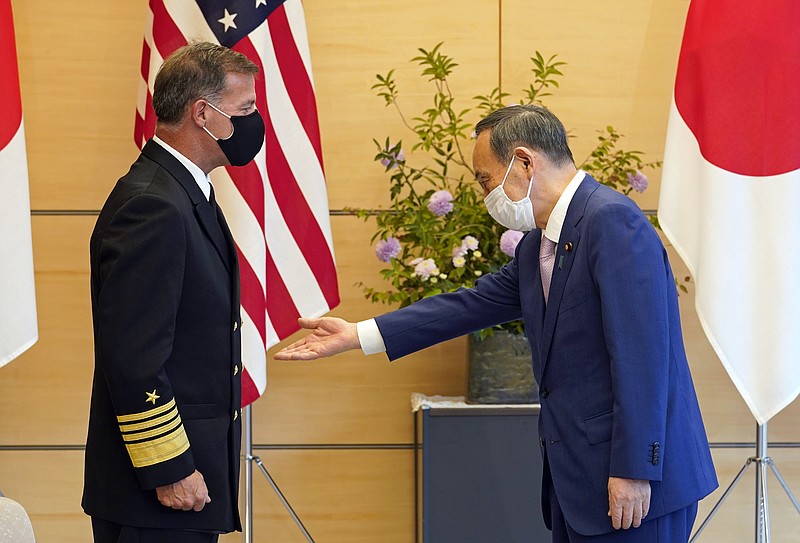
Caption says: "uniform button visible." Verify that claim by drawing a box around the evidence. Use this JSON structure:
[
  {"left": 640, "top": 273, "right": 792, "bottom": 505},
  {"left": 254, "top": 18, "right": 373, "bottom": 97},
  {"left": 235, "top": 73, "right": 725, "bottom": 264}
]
[
  {"left": 540, "top": 387, "right": 550, "bottom": 399},
  {"left": 233, "top": 321, "right": 239, "bottom": 332},
  {"left": 233, "top": 409, "right": 238, "bottom": 420},
  {"left": 233, "top": 365, "right": 239, "bottom": 376}
]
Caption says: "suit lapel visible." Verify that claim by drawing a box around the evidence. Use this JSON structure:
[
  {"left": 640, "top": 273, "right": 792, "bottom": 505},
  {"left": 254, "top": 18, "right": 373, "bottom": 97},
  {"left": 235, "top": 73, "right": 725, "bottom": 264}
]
[
  {"left": 539, "top": 177, "right": 598, "bottom": 374},
  {"left": 142, "top": 140, "right": 232, "bottom": 273}
]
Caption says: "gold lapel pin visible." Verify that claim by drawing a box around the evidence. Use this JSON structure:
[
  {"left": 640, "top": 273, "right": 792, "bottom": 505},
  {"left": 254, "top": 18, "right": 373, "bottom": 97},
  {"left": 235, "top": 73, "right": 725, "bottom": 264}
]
[{"left": 564, "top": 242, "right": 573, "bottom": 252}]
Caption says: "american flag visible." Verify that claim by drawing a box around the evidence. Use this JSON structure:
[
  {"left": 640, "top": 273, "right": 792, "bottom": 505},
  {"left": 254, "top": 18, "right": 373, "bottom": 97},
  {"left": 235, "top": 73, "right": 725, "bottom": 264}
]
[{"left": 135, "top": 0, "right": 339, "bottom": 406}]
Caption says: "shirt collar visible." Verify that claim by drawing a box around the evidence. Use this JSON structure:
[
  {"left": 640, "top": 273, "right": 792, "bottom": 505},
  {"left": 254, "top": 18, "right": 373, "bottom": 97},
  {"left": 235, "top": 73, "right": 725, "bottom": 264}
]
[
  {"left": 543, "top": 169, "right": 586, "bottom": 244},
  {"left": 152, "top": 135, "right": 213, "bottom": 202}
]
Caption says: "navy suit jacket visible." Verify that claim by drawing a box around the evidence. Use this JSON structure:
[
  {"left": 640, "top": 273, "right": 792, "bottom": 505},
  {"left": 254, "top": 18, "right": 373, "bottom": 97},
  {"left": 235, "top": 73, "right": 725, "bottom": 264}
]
[{"left": 375, "top": 175, "right": 718, "bottom": 535}]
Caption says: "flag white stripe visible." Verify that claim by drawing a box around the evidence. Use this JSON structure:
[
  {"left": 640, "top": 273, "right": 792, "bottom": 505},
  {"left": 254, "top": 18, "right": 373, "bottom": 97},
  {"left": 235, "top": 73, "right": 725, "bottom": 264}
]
[
  {"left": 283, "top": 0, "right": 315, "bottom": 89},
  {"left": 241, "top": 307, "right": 267, "bottom": 390},
  {"left": 161, "top": 1, "right": 219, "bottom": 45},
  {"left": 249, "top": 23, "right": 335, "bottom": 250},
  {"left": 137, "top": 7, "right": 156, "bottom": 120},
  {"left": 659, "top": 101, "right": 800, "bottom": 423},
  {"left": 0, "top": 124, "right": 38, "bottom": 368},
  {"left": 211, "top": 168, "right": 267, "bottom": 294},
  {"left": 262, "top": 169, "right": 329, "bottom": 316}
]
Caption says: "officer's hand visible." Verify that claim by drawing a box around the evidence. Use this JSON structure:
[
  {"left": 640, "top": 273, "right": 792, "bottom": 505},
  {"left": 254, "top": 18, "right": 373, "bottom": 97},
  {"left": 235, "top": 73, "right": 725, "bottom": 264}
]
[
  {"left": 156, "top": 470, "right": 211, "bottom": 512},
  {"left": 608, "top": 476, "right": 650, "bottom": 529}
]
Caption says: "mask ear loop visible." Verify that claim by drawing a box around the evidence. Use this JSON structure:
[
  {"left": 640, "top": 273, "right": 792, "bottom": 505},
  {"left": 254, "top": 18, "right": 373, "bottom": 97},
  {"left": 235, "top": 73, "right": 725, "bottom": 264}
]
[
  {"left": 203, "top": 101, "right": 235, "bottom": 141},
  {"left": 500, "top": 155, "right": 516, "bottom": 188}
]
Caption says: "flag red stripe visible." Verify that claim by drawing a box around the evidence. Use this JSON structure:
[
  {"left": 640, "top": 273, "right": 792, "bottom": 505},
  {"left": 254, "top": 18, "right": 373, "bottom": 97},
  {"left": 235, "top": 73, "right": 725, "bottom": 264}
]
[
  {"left": 267, "top": 6, "right": 324, "bottom": 166},
  {"left": 224, "top": 162, "right": 265, "bottom": 229},
  {"left": 241, "top": 370, "right": 259, "bottom": 406},
  {"left": 149, "top": 0, "right": 188, "bottom": 59},
  {"left": 265, "top": 247, "right": 302, "bottom": 339},
  {"left": 134, "top": 113, "right": 145, "bottom": 150},
  {"left": 262, "top": 110, "right": 339, "bottom": 308},
  {"left": 237, "top": 248, "right": 267, "bottom": 346}
]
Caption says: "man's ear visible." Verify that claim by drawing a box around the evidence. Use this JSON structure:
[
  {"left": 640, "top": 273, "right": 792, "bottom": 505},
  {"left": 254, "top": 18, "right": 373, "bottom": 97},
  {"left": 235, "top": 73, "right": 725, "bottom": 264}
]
[
  {"left": 514, "top": 147, "right": 536, "bottom": 173},
  {"left": 190, "top": 100, "right": 209, "bottom": 128}
]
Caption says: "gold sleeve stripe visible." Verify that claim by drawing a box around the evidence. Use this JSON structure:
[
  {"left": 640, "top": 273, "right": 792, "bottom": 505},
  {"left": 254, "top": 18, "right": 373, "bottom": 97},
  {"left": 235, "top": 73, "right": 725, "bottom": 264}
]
[
  {"left": 121, "top": 413, "right": 183, "bottom": 443},
  {"left": 117, "top": 398, "right": 177, "bottom": 423},
  {"left": 124, "top": 425, "right": 190, "bottom": 468},
  {"left": 118, "top": 406, "right": 179, "bottom": 433}
]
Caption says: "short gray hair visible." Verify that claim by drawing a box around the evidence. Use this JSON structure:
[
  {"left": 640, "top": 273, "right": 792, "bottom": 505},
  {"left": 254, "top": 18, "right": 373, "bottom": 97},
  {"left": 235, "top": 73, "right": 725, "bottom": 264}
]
[
  {"left": 152, "top": 42, "right": 259, "bottom": 125},
  {"left": 474, "top": 104, "right": 574, "bottom": 167}
]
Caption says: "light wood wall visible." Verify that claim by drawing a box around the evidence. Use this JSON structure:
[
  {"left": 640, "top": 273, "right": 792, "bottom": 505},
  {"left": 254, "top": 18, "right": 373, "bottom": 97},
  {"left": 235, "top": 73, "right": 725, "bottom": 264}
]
[{"left": 1, "top": 1, "right": 798, "bottom": 542}]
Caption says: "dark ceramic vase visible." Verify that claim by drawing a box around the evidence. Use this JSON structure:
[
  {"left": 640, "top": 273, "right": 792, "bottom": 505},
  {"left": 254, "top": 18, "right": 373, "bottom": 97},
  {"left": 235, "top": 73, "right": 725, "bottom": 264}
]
[{"left": 466, "top": 331, "right": 539, "bottom": 404}]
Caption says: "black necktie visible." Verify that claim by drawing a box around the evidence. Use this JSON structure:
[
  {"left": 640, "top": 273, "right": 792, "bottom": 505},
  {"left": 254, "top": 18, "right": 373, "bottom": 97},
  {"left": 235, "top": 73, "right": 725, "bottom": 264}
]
[{"left": 208, "top": 184, "right": 217, "bottom": 211}]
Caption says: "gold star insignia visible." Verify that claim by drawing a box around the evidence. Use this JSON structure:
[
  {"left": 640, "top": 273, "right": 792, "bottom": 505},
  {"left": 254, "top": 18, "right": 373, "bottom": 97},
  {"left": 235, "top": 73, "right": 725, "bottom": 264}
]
[{"left": 145, "top": 389, "right": 160, "bottom": 405}]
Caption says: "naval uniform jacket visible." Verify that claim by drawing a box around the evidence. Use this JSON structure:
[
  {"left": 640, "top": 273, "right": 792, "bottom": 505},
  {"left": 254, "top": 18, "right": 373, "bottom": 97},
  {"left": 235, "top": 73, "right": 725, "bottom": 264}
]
[
  {"left": 373, "top": 176, "right": 718, "bottom": 536},
  {"left": 83, "top": 140, "right": 242, "bottom": 532}
]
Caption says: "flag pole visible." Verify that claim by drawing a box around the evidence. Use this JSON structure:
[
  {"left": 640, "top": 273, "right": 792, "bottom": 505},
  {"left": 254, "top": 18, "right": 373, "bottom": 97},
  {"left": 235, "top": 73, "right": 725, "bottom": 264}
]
[
  {"left": 241, "top": 404, "right": 316, "bottom": 543},
  {"left": 689, "top": 422, "right": 800, "bottom": 542},
  {"left": 242, "top": 404, "right": 254, "bottom": 543}
]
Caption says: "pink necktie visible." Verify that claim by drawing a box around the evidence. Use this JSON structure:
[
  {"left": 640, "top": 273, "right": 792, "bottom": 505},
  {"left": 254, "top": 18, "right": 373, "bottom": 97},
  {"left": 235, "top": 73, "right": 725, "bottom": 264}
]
[{"left": 539, "top": 235, "right": 557, "bottom": 303}]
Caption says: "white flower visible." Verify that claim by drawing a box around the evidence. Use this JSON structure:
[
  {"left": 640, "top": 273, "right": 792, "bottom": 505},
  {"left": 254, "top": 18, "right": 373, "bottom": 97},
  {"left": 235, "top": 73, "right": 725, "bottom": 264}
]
[
  {"left": 439, "top": 273, "right": 447, "bottom": 279},
  {"left": 413, "top": 258, "right": 440, "bottom": 280},
  {"left": 462, "top": 235, "right": 479, "bottom": 251},
  {"left": 452, "top": 245, "right": 467, "bottom": 258},
  {"left": 474, "top": 270, "right": 483, "bottom": 277},
  {"left": 473, "top": 250, "right": 482, "bottom": 259},
  {"left": 452, "top": 256, "right": 466, "bottom": 268},
  {"left": 430, "top": 277, "right": 438, "bottom": 284},
  {"left": 409, "top": 257, "right": 423, "bottom": 266}
]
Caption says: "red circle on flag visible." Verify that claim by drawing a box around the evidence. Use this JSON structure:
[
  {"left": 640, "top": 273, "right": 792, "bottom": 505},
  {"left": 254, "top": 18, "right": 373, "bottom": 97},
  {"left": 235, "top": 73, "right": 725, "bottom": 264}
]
[
  {"left": 674, "top": 1, "right": 800, "bottom": 177},
  {"left": 0, "top": 0, "right": 23, "bottom": 150}
]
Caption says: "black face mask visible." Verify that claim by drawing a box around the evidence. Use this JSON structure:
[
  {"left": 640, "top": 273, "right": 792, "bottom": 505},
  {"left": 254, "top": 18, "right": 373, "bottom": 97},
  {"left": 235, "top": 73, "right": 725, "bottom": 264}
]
[{"left": 203, "top": 102, "right": 265, "bottom": 166}]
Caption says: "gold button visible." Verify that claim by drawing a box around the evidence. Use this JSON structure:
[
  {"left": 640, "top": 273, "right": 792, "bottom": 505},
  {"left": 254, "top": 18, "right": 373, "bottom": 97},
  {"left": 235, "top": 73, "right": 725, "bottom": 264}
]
[
  {"left": 233, "top": 365, "right": 239, "bottom": 376},
  {"left": 233, "top": 410, "right": 238, "bottom": 420},
  {"left": 233, "top": 321, "right": 238, "bottom": 331}
]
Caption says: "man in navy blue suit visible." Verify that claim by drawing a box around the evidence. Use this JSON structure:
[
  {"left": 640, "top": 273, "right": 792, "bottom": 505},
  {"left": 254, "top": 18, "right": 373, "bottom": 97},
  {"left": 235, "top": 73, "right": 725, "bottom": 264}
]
[{"left": 276, "top": 105, "right": 718, "bottom": 542}]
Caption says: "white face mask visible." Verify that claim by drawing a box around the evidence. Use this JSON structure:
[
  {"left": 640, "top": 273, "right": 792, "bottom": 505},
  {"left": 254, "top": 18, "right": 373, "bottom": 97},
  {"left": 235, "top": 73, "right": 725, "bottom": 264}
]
[{"left": 483, "top": 156, "right": 536, "bottom": 231}]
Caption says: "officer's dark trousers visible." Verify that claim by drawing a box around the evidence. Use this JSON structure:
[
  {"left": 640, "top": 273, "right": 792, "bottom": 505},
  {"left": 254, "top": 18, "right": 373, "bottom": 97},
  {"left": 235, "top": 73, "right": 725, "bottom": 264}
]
[{"left": 92, "top": 517, "right": 220, "bottom": 543}]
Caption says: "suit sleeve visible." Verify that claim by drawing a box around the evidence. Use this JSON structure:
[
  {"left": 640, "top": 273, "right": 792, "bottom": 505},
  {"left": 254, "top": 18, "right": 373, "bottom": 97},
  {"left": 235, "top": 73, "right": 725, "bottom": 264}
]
[
  {"left": 588, "top": 202, "right": 670, "bottom": 481},
  {"left": 94, "top": 193, "right": 195, "bottom": 489},
  {"left": 375, "top": 254, "right": 524, "bottom": 361}
]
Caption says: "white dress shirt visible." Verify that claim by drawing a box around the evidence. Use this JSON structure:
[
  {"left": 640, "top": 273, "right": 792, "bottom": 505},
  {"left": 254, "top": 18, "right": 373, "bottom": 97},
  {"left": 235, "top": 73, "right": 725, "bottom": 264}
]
[
  {"left": 152, "top": 135, "right": 213, "bottom": 201},
  {"left": 356, "top": 169, "right": 588, "bottom": 356}
]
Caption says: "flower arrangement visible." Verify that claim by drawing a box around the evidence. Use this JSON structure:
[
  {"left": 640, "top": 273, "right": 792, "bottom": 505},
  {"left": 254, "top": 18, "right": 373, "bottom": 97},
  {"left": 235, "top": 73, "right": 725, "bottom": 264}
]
[{"left": 353, "top": 44, "right": 661, "bottom": 338}]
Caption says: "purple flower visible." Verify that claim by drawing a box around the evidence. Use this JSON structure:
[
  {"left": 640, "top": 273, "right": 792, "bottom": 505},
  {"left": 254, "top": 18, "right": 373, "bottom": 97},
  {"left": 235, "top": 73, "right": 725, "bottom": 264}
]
[
  {"left": 627, "top": 170, "right": 648, "bottom": 193},
  {"left": 375, "top": 237, "right": 401, "bottom": 262},
  {"left": 380, "top": 148, "right": 405, "bottom": 169},
  {"left": 427, "top": 190, "right": 454, "bottom": 216},
  {"left": 499, "top": 229, "right": 524, "bottom": 257}
]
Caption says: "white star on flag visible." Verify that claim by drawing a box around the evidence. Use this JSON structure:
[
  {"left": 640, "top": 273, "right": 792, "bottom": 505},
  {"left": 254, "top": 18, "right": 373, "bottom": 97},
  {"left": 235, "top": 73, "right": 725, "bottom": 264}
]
[
  {"left": 217, "top": 9, "right": 237, "bottom": 31},
  {"left": 256, "top": 0, "right": 267, "bottom": 7}
]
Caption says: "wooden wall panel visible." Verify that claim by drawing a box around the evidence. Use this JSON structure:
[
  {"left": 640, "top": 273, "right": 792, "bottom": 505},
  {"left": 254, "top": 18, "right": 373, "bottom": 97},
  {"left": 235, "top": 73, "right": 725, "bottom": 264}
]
[
  {"left": 305, "top": 0, "right": 500, "bottom": 210},
  {"left": 12, "top": 0, "right": 146, "bottom": 211},
  {"left": 0, "top": 450, "right": 415, "bottom": 543},
  {"left": 0, "top": 216, "right": 93, "bottom": 446},
  {"left": 500, "top": 0, "right": 690, "bottom": 211}
]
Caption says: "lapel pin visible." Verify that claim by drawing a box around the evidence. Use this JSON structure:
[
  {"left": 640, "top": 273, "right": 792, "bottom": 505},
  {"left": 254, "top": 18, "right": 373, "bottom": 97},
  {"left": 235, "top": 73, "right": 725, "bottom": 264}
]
[{"left": 564, "top": 242, "right": 573, "bottom": 252}]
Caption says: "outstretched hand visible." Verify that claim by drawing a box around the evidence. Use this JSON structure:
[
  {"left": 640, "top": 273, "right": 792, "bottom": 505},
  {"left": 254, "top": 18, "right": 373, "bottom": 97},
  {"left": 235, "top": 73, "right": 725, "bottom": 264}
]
[{"left": 274, "top": 317, "right": 360, "bottom": 360}]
